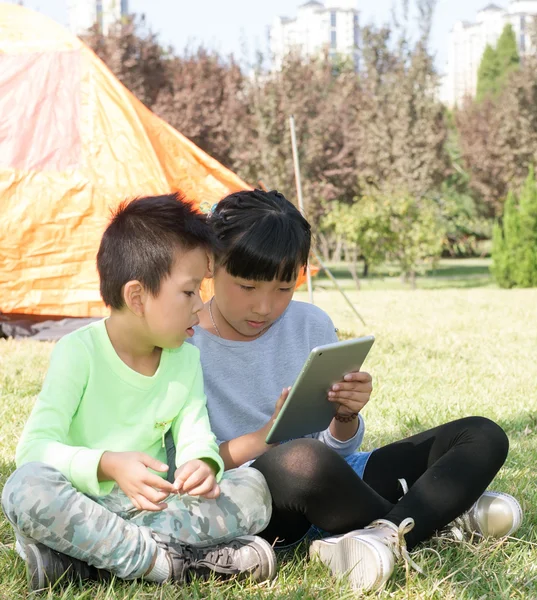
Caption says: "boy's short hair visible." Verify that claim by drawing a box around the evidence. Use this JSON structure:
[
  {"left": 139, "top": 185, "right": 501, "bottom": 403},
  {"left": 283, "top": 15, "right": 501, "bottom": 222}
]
[
  {"left": 97, "top": 193, "right": 214, "bottom": 310},
  {"left": 211, "top": 189, "right": 311, "bottom": 282}
]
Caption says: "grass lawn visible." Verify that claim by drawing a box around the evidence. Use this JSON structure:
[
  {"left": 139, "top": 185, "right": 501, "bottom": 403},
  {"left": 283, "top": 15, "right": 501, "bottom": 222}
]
[
  {"left": 1, "top": 260, "right": 537, "bottom": 598},
  {"left": 312, "top": 258, "right": 494, "bottom": 291}
]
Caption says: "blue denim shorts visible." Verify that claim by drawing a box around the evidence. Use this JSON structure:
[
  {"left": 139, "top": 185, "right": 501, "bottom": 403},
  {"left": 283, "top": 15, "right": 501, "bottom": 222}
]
[{"left": 344, "top": 450, "right": 373, "bottom": 479}]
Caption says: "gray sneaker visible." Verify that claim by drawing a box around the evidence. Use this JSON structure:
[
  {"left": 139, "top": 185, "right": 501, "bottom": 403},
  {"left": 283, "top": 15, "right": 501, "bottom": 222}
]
[
  {"left": 16, "top": 535, "right": 111, "bottom": 593},
  {"left": 450, "top": 491, "right": 523, "bottom": 540},
  {"left": 154, "top": 534, "right": 277, "bottom": 583}
]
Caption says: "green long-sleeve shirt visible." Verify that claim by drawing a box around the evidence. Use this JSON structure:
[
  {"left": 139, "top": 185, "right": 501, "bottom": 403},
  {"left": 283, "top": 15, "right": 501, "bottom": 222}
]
[{"left": 16, "top": 319, "right": 224, "bottom": 497}]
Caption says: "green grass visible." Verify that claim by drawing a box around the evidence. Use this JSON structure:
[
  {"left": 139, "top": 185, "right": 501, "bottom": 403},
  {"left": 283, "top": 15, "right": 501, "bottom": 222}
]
[
  {"left": 311, "top": 258, "right": 495, "bottom": 291},
  {"left": 2, "top": 273, "right": 537, "bottom": 598}
]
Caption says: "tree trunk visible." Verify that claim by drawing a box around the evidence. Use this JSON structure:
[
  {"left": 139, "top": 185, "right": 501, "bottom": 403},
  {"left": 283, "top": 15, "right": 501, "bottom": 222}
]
[
  {"left": 347, "top": 246, "right": 361, "bottom": 290},
  {"left": 362, "top": 260, "right": 369, "bottom": 278},
  {"left": 332, "top": 237, "right": 343, "bottom": 262},
  {"left": 318, "top": 232, "right": 330, "bottom": 262}
]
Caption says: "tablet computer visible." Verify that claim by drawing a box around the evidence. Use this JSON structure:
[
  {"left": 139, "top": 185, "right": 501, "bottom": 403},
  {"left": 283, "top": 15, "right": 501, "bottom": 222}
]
[{"left": 265, "top": 335, "right": 375, "bottom": 444}]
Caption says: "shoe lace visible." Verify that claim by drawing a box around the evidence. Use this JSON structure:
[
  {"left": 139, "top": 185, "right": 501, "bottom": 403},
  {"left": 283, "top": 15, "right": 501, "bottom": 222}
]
[
  {"left": 162, "top": 538, "right": 242, "bottom": 575},
  {"left": 366, "top": 517, "right": 424, "bottom": 575},
  {"left": 194, "top": 545, "right": 237, "bottom": 570},
  {"left": 448, "top": 510, "right": 477, "bottom": 542}
]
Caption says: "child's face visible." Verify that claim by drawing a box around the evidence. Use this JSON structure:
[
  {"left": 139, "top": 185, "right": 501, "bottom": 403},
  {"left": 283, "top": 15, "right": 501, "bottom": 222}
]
[
  {"left": 143, "top": 247, "right": 209, "bottom": 348},
  {"left": 213, "top": 267, "right": 296, "bottom": 339}
]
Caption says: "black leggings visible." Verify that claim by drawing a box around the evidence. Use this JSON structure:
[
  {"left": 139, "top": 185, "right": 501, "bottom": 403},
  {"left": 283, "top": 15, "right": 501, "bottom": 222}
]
[{"left": 251, "top": 417, "right": 509, "bottom": 550}]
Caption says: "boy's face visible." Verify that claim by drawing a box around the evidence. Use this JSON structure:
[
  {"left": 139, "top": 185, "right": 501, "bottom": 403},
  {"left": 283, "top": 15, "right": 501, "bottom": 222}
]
[
  {"left": 143, "top": 247, "right": 209, "bottom": 348},
  {"left": 213, "top": 267, "right": 296, "bottom": 339}
]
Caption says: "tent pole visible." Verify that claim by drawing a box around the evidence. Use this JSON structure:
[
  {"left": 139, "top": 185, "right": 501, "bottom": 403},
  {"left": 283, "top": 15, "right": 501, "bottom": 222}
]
[
  {"left": 312, "top": 248, "right": 367, "bottom": 326},
  {"left": 287, "top": 116, "right": 367, "bottom": 327},
  {"left": 289, "top": 115, "right": 314, "bottom": 305}
]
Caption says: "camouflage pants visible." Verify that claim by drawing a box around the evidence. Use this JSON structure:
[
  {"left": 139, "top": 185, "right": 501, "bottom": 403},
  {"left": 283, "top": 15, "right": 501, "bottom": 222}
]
[{"left": 1, "top": 462, "right": 272, "bottom": 580}]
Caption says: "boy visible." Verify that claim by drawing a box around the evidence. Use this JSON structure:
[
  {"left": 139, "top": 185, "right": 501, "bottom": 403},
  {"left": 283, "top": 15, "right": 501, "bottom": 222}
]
[{"left": 1, "top": 194, "right": 276, "bottom": 593}]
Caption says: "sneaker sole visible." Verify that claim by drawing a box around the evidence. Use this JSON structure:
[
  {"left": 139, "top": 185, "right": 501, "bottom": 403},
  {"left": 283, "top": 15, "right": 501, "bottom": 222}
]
[
  {"left": 310, "top": 536, "right": 394, "bottom": 592},
  {"left": 236, "top": 535, "right": 277, "bottom": 582},
  {"left": 24, "top": 542, "right": 46, "bottom": 592}
]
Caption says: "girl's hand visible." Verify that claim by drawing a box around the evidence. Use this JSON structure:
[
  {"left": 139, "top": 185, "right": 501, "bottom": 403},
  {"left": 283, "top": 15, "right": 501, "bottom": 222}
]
[
  {"left": 328, "top": 371, "right": 373, "bottom": 415},
  {"left": 262, "top": 387, "right": 291, "bottom": 436}
]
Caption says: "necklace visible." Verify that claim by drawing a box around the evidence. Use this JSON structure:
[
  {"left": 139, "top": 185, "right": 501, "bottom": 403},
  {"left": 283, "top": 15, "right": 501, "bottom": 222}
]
[
  {"left": 209, "top": 297, "right": 271, "bottom": 340},
  {"left": 209, "top": 297, "right": 222, "bottom": 337}
]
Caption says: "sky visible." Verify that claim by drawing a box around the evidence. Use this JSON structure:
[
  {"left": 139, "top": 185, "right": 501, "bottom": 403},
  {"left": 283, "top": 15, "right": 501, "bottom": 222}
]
[{"left": 7, "top": 0, "right": 511, "bottom": 74}]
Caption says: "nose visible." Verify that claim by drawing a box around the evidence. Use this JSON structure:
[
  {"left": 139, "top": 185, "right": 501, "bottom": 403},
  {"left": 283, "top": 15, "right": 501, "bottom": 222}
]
[
  {"left": 193, "top": 291, "right": 204, "bottom": 314},
  {"left": 252, "top": 297, "right": 271, "bottom": 317}
]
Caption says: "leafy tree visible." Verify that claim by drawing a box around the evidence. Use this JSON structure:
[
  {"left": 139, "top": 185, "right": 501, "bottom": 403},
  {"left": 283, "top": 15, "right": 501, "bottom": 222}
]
[
  {"left": 492, "top": 167, "right": 537, "bottom": 287},
  {"left": 321, "top": 195, "right": 392, "bottom": 288},
  {"left": 385, "top": 191, "right": 446, "bottom": 287},
  {"left": 321, "top": 187, "right": 446, "bottom": 288},
  {"left": 496, "top": 24, "right": 520, "bottom": 87},
  {"left": 83, "top": 16, "right": 169, "bottom": 109},
  {"left": 152, "top": 48, "right": 247, "bottom": 169},
  {"left": 476, "top": 44, "right": 500, "bottom": 101},
  {"left": 456, "top": 59, "right": 537, "bottom": 215},
  {"left": 476, "top": 25, "right": 519, "bottom": 102}
]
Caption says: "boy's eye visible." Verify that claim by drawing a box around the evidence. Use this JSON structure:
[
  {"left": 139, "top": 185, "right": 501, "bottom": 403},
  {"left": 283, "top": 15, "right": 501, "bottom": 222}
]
[{"left": 184, "top": 291, "right": 195, "bottom": 297}]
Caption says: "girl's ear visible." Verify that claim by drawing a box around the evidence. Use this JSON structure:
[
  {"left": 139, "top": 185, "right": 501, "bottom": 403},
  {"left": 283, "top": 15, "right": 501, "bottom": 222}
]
[
  {"left": 206, "top": 252, "right": 215, "bottom": 279},
  {"left": 123, "top": 280, "right": 146, "bottom": 316}
]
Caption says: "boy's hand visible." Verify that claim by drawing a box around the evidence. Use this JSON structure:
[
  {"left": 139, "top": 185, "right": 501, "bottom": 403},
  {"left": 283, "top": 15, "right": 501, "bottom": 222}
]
[
  {"left": 98, "top": 451, "right": 175, "bottom": 512},
  {"left": 173, "top": 459, "right": 220, "bottom": 499},
  {"left": 328, "top": 371, "right": 373, "bottom": 415}
]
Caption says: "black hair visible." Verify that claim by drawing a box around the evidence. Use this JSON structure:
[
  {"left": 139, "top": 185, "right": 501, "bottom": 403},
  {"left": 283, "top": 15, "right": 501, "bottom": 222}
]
[
  {"left": 210, "top": 189, "right": 311, "bottom": 282},
  {"left": 97, "top": 193, "right": 214, "bottom": 310}
]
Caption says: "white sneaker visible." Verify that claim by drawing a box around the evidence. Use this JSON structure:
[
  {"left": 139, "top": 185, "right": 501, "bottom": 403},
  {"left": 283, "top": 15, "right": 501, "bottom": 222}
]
[
  {"left": 450, "top": 491, "right": 523, "bottom": 540},
  {"left": 309, "top": 517, "right": 418, "bottom": 592}
]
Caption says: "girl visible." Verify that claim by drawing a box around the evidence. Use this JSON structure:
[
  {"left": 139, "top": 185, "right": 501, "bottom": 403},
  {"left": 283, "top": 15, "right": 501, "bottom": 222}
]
[{"left": 170, "top": 189, "right": 522, "bottom": 592}]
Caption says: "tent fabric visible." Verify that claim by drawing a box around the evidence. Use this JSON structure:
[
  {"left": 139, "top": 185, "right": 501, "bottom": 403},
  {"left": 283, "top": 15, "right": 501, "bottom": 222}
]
[{"left": 0, "top": 4, "right": 251, "bottom": 317}]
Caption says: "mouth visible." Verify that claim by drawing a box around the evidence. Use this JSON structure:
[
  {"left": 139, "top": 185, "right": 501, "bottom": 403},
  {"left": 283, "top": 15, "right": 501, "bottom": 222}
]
[
  {"left": 186, "top": 319, "right": 199, "bottom": 337},
  {"left": 246, "top": 320, "right": 267, "bottom": 329}
]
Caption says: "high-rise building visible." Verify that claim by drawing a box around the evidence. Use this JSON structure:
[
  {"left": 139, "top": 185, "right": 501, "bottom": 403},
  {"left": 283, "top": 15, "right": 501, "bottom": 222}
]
[
  {"left": 442, "top": 1, "right": 537, "bottom": 106},
  {"left": 68, "top": 0, "right": 129, "bottom": 36},
  {"left": 270, "top": 0, "right": 360, "bottom": 71}
]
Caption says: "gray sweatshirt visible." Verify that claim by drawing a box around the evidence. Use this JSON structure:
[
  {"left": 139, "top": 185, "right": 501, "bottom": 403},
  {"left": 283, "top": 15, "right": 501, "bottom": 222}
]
[{"left": 188, "top": 300, "right": 364, "bottom": 464}]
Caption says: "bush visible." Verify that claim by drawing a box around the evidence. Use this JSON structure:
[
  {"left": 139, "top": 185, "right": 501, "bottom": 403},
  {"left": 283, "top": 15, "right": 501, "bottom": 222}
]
[{"left": 492, "top": 167, "right": 537, "bottom": 288}]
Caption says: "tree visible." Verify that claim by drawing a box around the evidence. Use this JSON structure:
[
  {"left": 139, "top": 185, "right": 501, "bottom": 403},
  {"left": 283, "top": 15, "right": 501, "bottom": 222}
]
[
  {"left": 385, "top": 190, "right": 446, "bottom": 287},
  {"left": 83, "top": 16, "right": 169, "bottom": 110},
  {"left": 476, "top": 25, "right": 520, "bottom": 102},
  {"left": 321, "top": 196, "right": 392, "bottom": 288},
  {"left": 152, "top": 48, "right": 248, "bottom": 169},
  {"left": 476, "top": 44, "right": 500, "bottom": 101},
  {"left": 354, "top": 24, "right": 449, "bottom": 199},
  {"left": 492, "top": 167, "right": 537, "bottom": 288},
  {"left": 321, "top": 187, "right": 446, "bottom": 289},
  {"left": 496, "top": 24, "right": 520, "bottom": 87},
  {"left": 231, "top": 53, "right": 361, "bottom": 218},
  {"left": 456, "top": 38, "right": 537, "bottom": 216}
]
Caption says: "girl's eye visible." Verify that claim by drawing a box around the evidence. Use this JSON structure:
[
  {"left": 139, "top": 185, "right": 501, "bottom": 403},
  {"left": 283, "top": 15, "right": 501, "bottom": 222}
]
[
  {"left": 280, "top": 287, "right": 293, "bottom": 292},
  {"left": 240, "top": 285, "right": 255, "bottom": 291}
]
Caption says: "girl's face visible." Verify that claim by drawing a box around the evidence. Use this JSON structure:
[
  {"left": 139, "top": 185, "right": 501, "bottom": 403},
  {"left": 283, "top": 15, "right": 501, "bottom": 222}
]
[{"left": 212, "top": 267, "right": 297, "bottom": 340}]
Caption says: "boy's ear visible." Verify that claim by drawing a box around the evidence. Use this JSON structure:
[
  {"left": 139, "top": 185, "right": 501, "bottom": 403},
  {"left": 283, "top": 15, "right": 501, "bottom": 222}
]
[{"left": 123, "top": 280, "right": 145, "bottom": 316}]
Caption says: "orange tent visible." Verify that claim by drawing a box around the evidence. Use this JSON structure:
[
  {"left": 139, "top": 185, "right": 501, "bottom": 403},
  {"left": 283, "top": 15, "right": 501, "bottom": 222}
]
[{"left": 0, "top": 4, "right": 251, "bottom": 318}]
